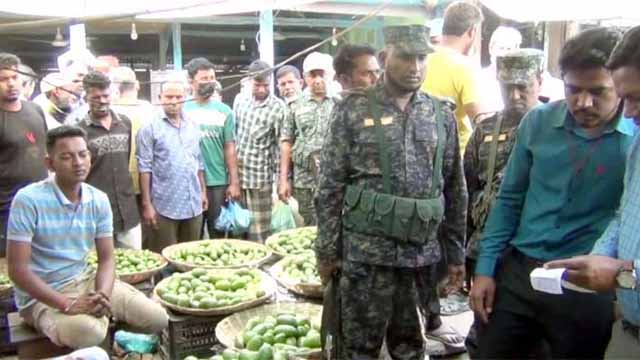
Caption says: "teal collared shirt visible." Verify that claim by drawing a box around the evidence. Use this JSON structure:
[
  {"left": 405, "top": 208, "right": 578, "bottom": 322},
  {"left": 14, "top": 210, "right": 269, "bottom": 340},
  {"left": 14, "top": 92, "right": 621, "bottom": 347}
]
[{"left": 476, "top": 101, "right": 636, "bottom": 277}]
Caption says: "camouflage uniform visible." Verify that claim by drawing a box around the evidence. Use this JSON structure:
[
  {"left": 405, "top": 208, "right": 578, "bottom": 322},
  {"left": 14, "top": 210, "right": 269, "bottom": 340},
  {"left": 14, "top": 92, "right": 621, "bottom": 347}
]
[
  {"left": 464, "top": 49, "right": 545, "bottom": 260},
  {"left": 315, "top": 25, "right": 467, "bottom": 359},
  {"left": 281, "top": 93, "right": 338, "bottom": 225}
]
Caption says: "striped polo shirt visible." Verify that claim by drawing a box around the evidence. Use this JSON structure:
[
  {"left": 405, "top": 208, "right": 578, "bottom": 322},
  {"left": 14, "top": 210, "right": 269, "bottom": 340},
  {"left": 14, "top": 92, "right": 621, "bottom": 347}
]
[{"left": 7, "top": 178, "right": 113, "bottom": 309}]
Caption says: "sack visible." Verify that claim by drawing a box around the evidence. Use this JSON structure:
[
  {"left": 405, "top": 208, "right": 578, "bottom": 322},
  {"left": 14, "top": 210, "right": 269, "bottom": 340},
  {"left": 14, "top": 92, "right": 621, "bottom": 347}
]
[
  {"left": 229, "top": 201, "right": 252, "bottom": 236},
  {"left": 342, "top": 185, "right": 444, "bottom": 245},
  {"left": 271, "top": 197, "right": 304, "bottom": 233}
]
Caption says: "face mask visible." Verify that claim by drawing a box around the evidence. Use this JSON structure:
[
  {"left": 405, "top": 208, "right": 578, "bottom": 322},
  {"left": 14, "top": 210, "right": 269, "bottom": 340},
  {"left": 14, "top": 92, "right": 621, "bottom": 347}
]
[{"left": 197, "top": 82, "right": 215, "bottom": 98}]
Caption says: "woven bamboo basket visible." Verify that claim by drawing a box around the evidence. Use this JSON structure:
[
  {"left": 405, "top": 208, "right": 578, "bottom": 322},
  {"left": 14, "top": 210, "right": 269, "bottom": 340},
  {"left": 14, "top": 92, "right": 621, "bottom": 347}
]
[
  {"left": 270, "top": 257, "right": 323, "bottom": 299},
  {"left": 215, "top": 302, "right": 323, "bottom": 359},
  {"left": 87, "top": 249, "right": 168, "bottom": 284},
  {"left": 153, "top": 268, "right": 277, "bottom": 316},
  {"left": 265, "top": 227, "right": 317, "bottom": 258},
  {"left": 162, "top": 239, "right": 273, "bottom": 272}
]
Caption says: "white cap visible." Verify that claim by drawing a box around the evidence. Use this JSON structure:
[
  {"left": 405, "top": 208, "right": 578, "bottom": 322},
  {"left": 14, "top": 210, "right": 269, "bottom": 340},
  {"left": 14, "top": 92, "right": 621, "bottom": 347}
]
[
  {"left": 40, "top": 72, "right": 68, "bottom": 94},
  {"left": 303, "top": 52, "right": 333, "bottom": 74}
]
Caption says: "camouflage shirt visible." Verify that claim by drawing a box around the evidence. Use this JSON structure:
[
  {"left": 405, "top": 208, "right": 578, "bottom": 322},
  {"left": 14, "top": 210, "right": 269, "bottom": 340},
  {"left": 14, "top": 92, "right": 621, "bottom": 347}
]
[
  {"left": 281, "top": 93, "right": 338, "bottom": 189},
  {"left": 463, "top": 111, "right": 520, "bottom": 258},
  {"left": 314, "top": 81, "right": 467, "bottom": 268}
]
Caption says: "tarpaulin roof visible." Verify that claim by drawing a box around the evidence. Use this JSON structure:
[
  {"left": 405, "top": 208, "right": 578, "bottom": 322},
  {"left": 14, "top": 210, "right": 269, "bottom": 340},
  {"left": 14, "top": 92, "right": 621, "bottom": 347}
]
[{"left": 480, "top": 0, "right": 640, "bottom": 22}]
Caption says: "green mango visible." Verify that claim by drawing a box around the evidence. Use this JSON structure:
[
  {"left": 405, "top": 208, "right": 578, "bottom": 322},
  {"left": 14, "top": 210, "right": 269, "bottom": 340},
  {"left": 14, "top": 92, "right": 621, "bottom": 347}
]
[
  {"left": 276, "top": 314, "right": 297, "bottom": 327},
  {"left": 257, "top": 343, "right": 273, "bottom": 360},
  {"left": 302, "top": 329, "right": 321, "bottom": 348},
  {"left": 246, "top": 334, "right": 264, "bottom": 351},
  {"left": 238, "top": 349, "right": 259, "bottom": 360},
  {"left": 273, "top": 325, "right": 297, "bottom": 338},
  {"left": 222, "top": 349, "right": 240, "bottom": 360}
]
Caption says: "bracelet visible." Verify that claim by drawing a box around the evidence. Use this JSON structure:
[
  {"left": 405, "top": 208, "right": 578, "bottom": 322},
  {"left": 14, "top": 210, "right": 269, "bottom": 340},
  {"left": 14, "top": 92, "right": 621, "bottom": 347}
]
[{"left": 63, "top": 297, "right": 79, "bottom": 314}]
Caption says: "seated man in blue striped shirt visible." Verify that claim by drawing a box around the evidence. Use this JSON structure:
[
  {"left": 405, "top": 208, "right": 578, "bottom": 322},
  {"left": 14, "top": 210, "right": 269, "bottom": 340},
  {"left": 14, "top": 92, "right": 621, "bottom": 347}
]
[
  {"left": 6, "top": 126, "right": 168, "bottom": 349},
  {"left": 546, "top": 25, "right": 640, "bottom": 358}
]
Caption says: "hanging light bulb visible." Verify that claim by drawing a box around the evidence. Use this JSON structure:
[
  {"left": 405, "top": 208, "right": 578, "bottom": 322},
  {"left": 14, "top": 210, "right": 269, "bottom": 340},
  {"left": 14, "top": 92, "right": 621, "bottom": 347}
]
[
  {"left": 130, "top": 23, "right": 138, "bottom": 41},
  {"left": 240, "top": 39, "right": 246, "bottom": 52},
  {"left": 51, "top": 27, "right": 67, "bottom": 47},
  {"left": 331, "top": 27, "right": 338, "bottom": 47}
]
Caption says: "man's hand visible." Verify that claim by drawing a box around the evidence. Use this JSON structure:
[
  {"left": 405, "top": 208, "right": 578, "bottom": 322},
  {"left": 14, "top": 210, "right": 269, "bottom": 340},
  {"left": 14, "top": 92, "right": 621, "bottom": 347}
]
[
  {"left": 545, "top": 255, "right": 628, "bottom": 292},
  {"left": 469, "top": 275, "right": 496, "bottom": 324},
  {"left": 201, "top": 192, "right": 209, "bottom": 211},
  {"left": 64, "top": 293, "right": 110, "bottom": 318},
  {"left": 445, "top": 264, "right": 465, "bottom": 294},
  {"left": 317, "top": 259, "right": 340, "bottom": 285},
  {"left": 142, "top": 204, "right": 158, "bottom": 229},
  {"left": 278, "top": 179, "right": 292, "bottom": 203},
  {"left": 226, "top": 181, "right": 241, "bottom": 201}
]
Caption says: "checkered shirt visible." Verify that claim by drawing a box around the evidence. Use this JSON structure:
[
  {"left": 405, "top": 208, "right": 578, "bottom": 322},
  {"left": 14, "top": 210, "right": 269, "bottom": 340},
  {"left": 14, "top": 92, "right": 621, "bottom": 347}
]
[{"left": 234, "top": 93, "right": 288, "bottom": 189}]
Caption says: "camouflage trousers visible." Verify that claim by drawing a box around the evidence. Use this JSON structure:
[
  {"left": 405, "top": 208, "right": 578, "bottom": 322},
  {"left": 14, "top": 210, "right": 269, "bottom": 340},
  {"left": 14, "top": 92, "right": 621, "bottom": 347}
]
[
  {"left": 293, "top": 187, "right": 316, "bottom": 226},
  {"left": 338, "top": 260, "right": 434, "bottom": 359}
]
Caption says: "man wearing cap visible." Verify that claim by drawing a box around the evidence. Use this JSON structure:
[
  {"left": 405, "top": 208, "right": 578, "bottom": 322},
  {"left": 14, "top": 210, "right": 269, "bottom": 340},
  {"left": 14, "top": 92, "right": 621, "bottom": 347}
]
[
  {"left": 279, "top": 52, "right": 338, "bottom": 225},
  {"left": 463, "top": 49, "right": 547, "bottom": 356},
  {"left": 469, "top": 28, "right": 633, "bottom": 358},
  {"left": 315, "top": 25, "right": 466, "bottom": 359},
  {"left": 34, "top": 72, "right": 78, "bottom": 130}
]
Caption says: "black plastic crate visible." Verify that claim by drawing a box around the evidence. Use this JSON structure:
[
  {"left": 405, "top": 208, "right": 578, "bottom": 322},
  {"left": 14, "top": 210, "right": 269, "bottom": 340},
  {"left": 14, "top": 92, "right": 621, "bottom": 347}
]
[
  {"left": 158, "top": 311, "right": 224, "bottom": 360},
  {"left": 0, "top": 295, "right": 16, "bottom": 329}
]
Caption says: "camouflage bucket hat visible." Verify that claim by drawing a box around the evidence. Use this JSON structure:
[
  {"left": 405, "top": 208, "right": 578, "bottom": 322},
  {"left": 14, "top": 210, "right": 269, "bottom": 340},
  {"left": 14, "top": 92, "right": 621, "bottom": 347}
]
[
  {"left": 383, "top": 25, "right": 435, "bottom": 55},
  {"left": 497, "top": 48, "right": 545, "bottom": 85}
]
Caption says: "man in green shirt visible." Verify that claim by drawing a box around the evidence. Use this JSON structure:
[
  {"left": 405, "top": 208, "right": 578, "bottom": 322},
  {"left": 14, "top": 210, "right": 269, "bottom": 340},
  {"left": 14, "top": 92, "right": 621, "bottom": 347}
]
[
  {"left": 184, "top": 58, "right": 240, "bottom": 239},
  {"left": 469, "top": 28, "right": 633, "bottom": 358}
]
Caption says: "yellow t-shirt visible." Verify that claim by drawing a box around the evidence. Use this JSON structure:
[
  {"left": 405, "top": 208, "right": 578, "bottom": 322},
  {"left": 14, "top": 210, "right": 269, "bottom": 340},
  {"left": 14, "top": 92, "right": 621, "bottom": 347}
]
[{"left": 421, "top": 48, "right": 480, "bottom": 151}]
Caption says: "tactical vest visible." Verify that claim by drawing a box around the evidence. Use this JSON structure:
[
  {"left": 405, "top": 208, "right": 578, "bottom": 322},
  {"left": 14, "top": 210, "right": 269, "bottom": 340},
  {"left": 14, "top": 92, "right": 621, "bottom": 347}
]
[{"left": 342, "top": 89, "right": 446, "bottom": 245}]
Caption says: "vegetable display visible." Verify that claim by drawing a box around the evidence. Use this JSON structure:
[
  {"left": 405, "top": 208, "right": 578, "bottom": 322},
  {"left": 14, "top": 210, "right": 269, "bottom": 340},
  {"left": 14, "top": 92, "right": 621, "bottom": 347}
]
[
  {"left": 87, "top": 249, "right": 163, "bottom": 274},
  {"left": 267, "top": 227, "right": 316, "bottom": 256}
]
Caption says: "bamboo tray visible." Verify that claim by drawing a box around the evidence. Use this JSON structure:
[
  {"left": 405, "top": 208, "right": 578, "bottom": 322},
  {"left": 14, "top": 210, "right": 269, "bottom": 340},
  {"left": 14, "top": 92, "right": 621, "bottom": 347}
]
[
  {"left": 162, "top": 239, "right": 273, "bottom": 272},
  {"left": 270, "top": 257, "right": 323, "bottom": 299},
  {"left": 215, "top": 302, "right": 323, "bottom": 359},
  {"left": 153, "top": 268, "right": 276, "bottom": 316},
  {"left": 265, "top": 227, "right": 317, "bottom": 258},
  {"left": 88, "top": 249, "right": 167, "bottom": 284}
]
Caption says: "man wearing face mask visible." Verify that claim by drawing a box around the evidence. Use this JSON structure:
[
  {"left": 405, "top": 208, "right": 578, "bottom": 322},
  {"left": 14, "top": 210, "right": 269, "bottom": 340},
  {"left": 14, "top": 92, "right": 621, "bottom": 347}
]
[
  {"left": 279, "top": 52, "right": 338, "bottom": 225},
  {"left": 469, "top": 28, "right": 634, "bottom": 358},
  {"left": 35, "top": 72, "right": 78, "bottom": 130},
  {"left": 184, "top": 58, "right": 240, "bottom": 239}
]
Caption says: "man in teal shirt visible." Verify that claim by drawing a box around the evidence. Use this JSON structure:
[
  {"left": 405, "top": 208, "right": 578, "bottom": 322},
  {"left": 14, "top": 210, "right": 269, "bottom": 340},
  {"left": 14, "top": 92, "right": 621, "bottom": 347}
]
[
  {"left": 184, "top": 58, "right": 240, "bottom": 239},
  {"left": 469, "top": 28, "right": 632, "bottom": 359}
]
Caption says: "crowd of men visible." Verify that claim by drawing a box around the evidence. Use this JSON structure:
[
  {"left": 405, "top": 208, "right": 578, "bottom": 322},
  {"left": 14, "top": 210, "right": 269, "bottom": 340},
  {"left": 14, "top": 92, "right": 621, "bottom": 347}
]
[{"left": 1, "top": 0, "right": 640, "bottom": 358}]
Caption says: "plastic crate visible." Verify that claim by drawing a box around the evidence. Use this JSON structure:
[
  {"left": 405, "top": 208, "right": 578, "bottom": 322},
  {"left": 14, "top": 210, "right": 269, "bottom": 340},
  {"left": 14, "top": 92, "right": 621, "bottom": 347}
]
[
  {"left": 0, "top": 295, "right": 16, "bottom": 330},
  {"left": 158, "top": 311, "right": 224, "bottom": 360}
]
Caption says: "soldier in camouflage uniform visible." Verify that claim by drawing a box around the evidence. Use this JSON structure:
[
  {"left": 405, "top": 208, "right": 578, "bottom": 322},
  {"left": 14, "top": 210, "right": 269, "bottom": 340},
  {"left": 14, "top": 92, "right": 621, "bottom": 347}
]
[
  {"left": 315, "top": 25, "right": 467, "bottom": 359},
  {"left": 464, "top": 49, "right": 545, "bottom": 274},
  {"left": 280, "top": 53, "right": 338, "bottom": 225},
  {"left": 463, "top": 49, "right": 547, "bottom": 358}
]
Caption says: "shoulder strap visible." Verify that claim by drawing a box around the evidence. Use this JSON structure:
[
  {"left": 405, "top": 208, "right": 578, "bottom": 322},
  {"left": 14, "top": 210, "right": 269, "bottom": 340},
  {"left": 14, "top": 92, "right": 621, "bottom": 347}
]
[
  {"left": 366, "top": 89, "right": 392, "bottom": 193},
  {"left": 429, "top": 99, "right": 446, "bottom": 197},
  {"left": 484, "top": 113, "right": 504, "bottom": 196}
]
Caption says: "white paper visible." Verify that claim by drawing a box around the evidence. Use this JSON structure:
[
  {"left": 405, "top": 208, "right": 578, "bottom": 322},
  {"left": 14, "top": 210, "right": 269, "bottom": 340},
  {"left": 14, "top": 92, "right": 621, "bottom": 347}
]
[{"left": 530, "top": 267, "right": 565, "bottom": 294}]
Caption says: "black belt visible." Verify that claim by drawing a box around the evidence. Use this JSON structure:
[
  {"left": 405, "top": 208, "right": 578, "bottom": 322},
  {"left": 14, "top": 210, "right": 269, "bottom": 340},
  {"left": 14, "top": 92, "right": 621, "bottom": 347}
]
[
  {"left": 622, "top": 320, "right": 640, "bottom": 339},
  {"left": 511, "top": 248, "right": 545, "bottom": 267}
]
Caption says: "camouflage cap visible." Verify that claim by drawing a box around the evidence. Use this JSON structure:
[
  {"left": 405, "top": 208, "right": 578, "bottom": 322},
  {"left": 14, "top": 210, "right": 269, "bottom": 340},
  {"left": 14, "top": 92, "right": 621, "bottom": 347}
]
[
  {"left": 383, "top": 25, "right": 434, "bottom": 55},
  {"left": 496, "top": 48, "right": 545, "bottom": 85}
]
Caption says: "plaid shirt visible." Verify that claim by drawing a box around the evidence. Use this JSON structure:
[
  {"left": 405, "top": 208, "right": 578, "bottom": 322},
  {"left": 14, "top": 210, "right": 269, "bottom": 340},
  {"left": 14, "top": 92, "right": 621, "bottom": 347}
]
[{"left": 234, "top": 93, "right": 288, "bottom": 189}]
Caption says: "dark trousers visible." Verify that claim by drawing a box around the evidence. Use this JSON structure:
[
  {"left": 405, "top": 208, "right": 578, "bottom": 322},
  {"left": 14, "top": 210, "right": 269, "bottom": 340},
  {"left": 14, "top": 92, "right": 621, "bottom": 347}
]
[
  {"left": 202, "top": 185, "right": 227, "bottom": 239},
  {"left": 474, "top": 248, "right": 614, "bottom": 359}
]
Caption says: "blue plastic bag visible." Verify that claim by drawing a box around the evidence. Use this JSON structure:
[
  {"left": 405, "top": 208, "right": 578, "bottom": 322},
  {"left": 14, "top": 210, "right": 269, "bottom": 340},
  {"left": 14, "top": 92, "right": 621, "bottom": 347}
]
[
  {"left": 215, "top": 201, "right": 252, "bottom": 236},
  {"left": 114, "top": 330, "right": 158, "bottom": 354},
  {"left": 214, "top": 203, "right": 234, "bottom": 233},
  {"left": 229, "top": 201, "right": 252, "bottom": 236}
]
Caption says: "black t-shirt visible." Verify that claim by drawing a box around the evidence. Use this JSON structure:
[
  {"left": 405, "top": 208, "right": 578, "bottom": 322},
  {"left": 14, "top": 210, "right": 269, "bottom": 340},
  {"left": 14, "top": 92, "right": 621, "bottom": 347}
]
[{"left": 0, "top": 101, "right": 48, "bottom": 216}]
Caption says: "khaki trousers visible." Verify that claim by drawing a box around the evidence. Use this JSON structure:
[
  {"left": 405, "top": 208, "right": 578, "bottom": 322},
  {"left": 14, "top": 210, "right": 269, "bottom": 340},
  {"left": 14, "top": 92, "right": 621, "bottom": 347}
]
[{"left": 20, "top": 273, "right": 168, "bottom": 349}]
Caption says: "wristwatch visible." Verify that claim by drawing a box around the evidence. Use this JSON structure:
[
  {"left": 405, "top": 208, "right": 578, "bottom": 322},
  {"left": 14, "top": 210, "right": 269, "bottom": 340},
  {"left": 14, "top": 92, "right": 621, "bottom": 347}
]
[{"left": 616, "top": 262, "right": 637, "bottom": 290}]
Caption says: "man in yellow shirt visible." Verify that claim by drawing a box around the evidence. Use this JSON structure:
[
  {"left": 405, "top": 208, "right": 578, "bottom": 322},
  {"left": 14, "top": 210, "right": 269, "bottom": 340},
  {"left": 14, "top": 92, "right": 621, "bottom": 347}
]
[{"left": 422, "top": 1, "right": 483, "bottom": 152}]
